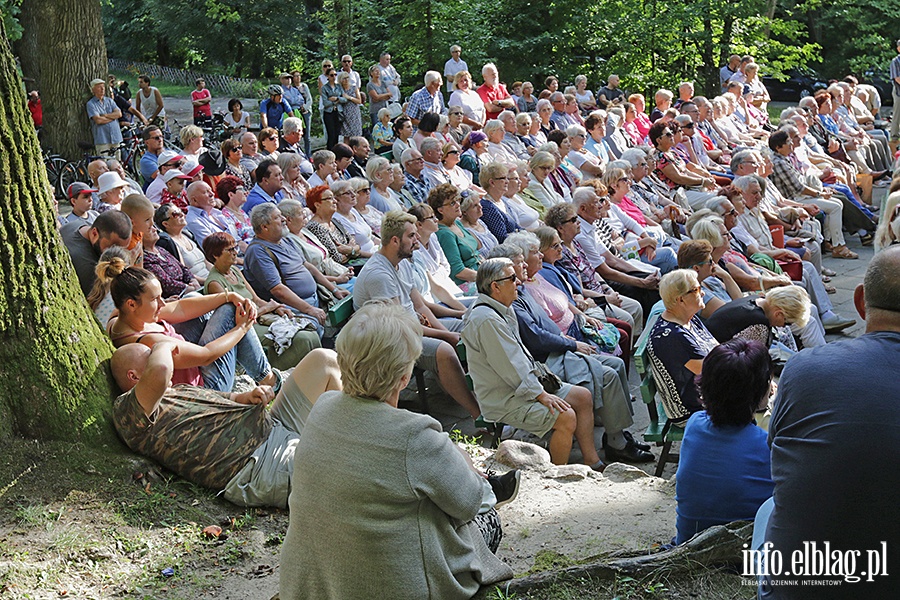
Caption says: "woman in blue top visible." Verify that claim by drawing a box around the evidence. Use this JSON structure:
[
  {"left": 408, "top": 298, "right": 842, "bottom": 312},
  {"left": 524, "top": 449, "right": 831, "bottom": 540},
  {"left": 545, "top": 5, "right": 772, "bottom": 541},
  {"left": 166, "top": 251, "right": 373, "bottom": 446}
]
[{"left": 674, "top": 338, "right": 774, "bottom": 544}]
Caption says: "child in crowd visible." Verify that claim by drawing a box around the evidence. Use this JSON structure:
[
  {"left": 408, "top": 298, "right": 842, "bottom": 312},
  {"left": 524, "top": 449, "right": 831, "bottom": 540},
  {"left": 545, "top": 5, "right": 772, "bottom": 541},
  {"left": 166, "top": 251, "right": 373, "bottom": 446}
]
[
  {"left": 60, "top": 182, "right": 99, "bottom": 227},
  {"left": 160, "top": 169, "right": 191, "bottom": 210}
]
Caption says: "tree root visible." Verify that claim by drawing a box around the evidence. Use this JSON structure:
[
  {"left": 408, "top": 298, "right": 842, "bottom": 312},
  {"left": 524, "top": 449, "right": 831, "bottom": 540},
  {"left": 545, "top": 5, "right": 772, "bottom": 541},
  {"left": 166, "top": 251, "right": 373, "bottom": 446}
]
[{"left": 477, "top": 521, "right": 753, "bottom": 598}]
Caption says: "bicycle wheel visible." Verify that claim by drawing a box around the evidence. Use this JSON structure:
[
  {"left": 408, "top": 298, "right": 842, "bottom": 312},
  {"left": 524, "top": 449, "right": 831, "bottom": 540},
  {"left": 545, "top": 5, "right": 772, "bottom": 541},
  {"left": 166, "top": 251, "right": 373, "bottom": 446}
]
[
  {"left": 129, "top": 146, "right": 145, "bottom": 182},
  {"left": 45, "top": 156, "right": 68, "bottom": 197},
  {"left": 57, "top": 162, "right": 87, "bottom": 200}
]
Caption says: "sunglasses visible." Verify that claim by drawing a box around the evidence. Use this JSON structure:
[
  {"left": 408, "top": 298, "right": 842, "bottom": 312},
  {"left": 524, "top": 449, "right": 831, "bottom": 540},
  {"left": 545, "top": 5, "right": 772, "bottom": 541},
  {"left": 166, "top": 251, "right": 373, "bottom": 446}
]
[
  {"left": 563, "top": 216, "right": 579, "bottom": 224},
  {"left": 493, "top": 274, "right": 517, "bottom": 285}
]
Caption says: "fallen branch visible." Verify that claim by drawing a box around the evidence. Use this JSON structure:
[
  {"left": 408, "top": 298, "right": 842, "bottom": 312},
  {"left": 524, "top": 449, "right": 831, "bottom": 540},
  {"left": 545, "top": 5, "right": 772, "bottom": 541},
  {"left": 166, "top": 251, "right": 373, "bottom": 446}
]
[{"left": 477, "top": 521, "right": 753, "bottom": 598}]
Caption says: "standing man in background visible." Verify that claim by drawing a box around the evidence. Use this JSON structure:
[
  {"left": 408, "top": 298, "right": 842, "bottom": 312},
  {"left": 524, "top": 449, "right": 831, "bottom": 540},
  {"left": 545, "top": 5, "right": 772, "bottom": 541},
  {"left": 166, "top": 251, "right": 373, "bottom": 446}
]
[{"left": 444, "top": 45, "right": 468, "bottom": 94}]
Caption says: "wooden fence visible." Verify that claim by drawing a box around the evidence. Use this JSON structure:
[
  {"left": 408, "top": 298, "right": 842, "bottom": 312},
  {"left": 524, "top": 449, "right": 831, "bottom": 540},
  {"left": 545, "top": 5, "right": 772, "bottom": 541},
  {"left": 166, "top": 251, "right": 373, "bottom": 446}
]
[{"left": 108, "top": 59, "right": 260, "bottom": 98}]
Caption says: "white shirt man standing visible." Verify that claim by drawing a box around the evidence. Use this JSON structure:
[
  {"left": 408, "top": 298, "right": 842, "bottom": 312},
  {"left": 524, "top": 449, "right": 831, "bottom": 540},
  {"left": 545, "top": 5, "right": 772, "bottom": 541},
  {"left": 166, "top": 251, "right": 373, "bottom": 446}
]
[{"left": 443, "top": 45, "right": 468, "bottom": 93}]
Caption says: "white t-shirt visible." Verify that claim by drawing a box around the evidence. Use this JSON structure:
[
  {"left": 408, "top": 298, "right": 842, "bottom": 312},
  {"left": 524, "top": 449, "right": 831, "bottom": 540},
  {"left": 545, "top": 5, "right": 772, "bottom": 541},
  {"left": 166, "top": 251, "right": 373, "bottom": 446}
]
[{"left": 448, "top": 89, "right": 485, "bottom": 126}]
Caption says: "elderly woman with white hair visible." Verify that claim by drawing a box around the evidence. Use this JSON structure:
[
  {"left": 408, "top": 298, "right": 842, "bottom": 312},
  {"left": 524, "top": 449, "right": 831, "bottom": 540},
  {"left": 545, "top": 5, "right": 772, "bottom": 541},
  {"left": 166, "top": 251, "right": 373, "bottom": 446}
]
[
  {"left": 647, "top": 269, "right": 719, "bottom": 424},
  {"left": 535, "top": 98, "right": 556, "bottom": 139},
  {"left": 525, "top": 151, "right": 564, "bottom": 212},
  {"left": 502, "top": 162, "right": 543, "bottom": 230},
  {"left": 574, "top": 75, "right": 597, "bottom": 114},
  {"left": 448, "top": 70, "right": 485, "bottom": 129},
  {"left": 483, "top": 119, "right": 518, "bottom": 164},
  {"left": 280, "top": 303, "right": 514, "bottom": 600},
  {"left": 565, "top": 124, "right": 603, "bottom": 177},
  {"left": 459, "top": 191, "right": 498, "bottom": 258},
  {"left": 603, "top": 165, "right": 679, "bottom": 254},
  {"left": 478, "top": 161, "right": 522, "bottom": 242},
  {"left": 332, "top": 179, "right": 377, "bottom": 257},
  {"left": 366, "top": 155, "right": 404, "bottom": 213},
  {"left": 279, "top": 199, "right": 353, "bottom": 290}
]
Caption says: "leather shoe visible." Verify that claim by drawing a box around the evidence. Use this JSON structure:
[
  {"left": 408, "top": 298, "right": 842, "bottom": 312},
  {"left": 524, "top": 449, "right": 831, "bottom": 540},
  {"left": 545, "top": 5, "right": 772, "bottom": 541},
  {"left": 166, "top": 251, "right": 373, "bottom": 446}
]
[
  {"left": 872, "top": 169, "right": 890, "bottom": 182},
  {"left": 604, "top": 431, "right": 651, "bottom": 452},
  {"left": 605, "top": 440, "right": 655, "bottom": 464}
]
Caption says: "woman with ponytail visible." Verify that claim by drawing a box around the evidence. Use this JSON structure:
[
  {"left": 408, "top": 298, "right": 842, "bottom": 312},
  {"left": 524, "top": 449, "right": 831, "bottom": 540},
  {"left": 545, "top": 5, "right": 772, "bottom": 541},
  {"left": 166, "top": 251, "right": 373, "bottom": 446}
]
[{"left": 104, "top": 262, "right": 281, "bottom": 392}]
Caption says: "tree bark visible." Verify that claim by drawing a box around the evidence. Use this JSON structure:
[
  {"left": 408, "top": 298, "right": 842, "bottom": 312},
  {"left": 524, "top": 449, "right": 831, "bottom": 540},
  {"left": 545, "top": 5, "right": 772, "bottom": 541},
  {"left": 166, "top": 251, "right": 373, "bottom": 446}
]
[
  {"left": 13, "top": 0, "right": 40, "bottom": 91},
  {"left": 0, "top": 16, "right": 117, "bottom": 443},
  {"left": 33, "top": 0, "right": 108, "bottom": 160}
]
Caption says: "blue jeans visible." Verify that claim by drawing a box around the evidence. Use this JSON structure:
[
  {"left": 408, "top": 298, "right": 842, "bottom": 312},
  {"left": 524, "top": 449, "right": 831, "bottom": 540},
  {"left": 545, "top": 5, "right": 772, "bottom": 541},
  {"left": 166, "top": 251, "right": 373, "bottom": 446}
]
[
  {"left": 641, "top": 245, "right": 678, "bottom": 275},
  {"left": 173, "top": 304, "right": 271, "bottom": 392}
]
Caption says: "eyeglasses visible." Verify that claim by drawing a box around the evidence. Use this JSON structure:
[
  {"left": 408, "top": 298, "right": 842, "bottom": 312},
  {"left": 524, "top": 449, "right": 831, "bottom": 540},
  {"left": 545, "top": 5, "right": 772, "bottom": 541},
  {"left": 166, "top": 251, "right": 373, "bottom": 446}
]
[
  {"left": 493, "top": 274, "right": 517, "bottom": 285},
  {"left": 449, "top": 112, "right": 463, "bottom": 116},
  {"left": 320, "top": 196, "right": 335, "bottom": 202},
  {"left": 683, "top": 123, "right": 694, "bottom": 129},
  {"left": 342, "top": 59, "right": 352, "bottom": 63},
  {"left": 446, "top": 150, "right": 460, "bottom": 155},
  {"left": 563, "top": 216, "right": 579, "bottom": 224},
  {"left": 550, "top": 242, "right": 563, "bottom": 249},
  {"left": 597, "top": 196, "right": 610, "bottom": 204},
  {"left": 422, "top": 215, "right": 439, "bottom": 222},
  {"left": 224, "top": 245, "right": 239, "bottom": 253},
  {"left": 692, "top": 259, "right": 712, "bottom": 267},
  {"left": 662, "top": 131, "right": 674, "bottom": 137},
  {"left": 442, "top": 200, "right": 461, "bottom": 207},
  {"left": 492, "top": 176, "right": 508, "bottom": 181},
  {"left": 617, "top": 177, "right": 630, "bottom": 184},
  {"left": 167, "top": 210, "right": 184, "bottom": 217},
  {"left": 680, "top": 285, "right": 702, "bottom": 298},
  {"left": 336, "top": 191, "right": 354, "bottom": 197},
  {"left": 725, "top": 208, "right": 738, "bottom": 217}
]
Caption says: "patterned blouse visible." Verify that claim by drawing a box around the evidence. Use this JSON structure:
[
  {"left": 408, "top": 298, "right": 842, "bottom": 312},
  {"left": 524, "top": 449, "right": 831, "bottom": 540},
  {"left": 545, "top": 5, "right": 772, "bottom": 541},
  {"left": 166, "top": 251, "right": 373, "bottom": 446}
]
[
  {"left": 305, "top": 219, "right": 353, "bottom": 264},
  {"left": 221, "top": 207, "right": 254, "bottom": 244},
  {"left": 558, "top": 239, "right": 609, "bottom": 294},
  {"left": 143, "top": 246, "right": 193, "bottom": 297},
  {"left": 654, "top": 150, "right": 685, "bottom": 190},
  {"left": 225, "top": 162, "right": 253, "bottom": 189}
]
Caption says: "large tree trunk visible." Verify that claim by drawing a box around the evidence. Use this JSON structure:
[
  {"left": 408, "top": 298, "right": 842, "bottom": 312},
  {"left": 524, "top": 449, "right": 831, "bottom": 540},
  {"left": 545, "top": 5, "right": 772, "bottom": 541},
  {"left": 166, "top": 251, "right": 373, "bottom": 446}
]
[
  {"left": 13, "top": 0, "right": 40, "bottom": 91},
  {"left": 0, "top": 17, "right": 117, "bottom": 443},
  {"left": 33, "top": 0, "right": 108, "bottom": 160}
]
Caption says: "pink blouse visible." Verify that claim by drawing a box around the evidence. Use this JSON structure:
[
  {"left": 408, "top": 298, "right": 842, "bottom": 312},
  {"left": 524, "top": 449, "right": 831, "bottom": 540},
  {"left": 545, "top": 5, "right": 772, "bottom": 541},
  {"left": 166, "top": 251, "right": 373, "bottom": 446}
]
[{"left": 524, "top": 275, "right": 574, "bottom": 333}]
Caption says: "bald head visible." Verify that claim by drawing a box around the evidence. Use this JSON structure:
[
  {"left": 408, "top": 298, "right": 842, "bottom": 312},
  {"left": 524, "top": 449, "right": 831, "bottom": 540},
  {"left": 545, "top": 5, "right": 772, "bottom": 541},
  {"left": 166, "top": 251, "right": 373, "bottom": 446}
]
[
  {"left": 111, "top": 343, "right": 151, "bottom": 392},
  {"left": 88, "top": 159, "right": 109, "bottom": 185},
  {"left": 187, "top": 181, "right": 215, "bottom": 209}
]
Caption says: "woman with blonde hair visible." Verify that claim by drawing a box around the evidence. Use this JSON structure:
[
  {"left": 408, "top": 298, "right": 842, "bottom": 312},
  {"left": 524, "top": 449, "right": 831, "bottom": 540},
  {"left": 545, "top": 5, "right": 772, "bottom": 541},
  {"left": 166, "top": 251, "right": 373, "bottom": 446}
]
[
  {"left": 448, "top": 70, "right": 486, "bottom": 129},
  {"left": 459, "top": 191, "right": 498, "bottom": 258},
  {"left": 525, "top": 150, "right": 563, "bottom": 211},
  {"left": 875, "top": 191, "right": 900, "bottom": 252},
  {"left": 179, "top": 125, "right": 205, "bottom": 160},
  {"left": 279, "top": 303, "right": 513, "bottom": 599},
  {"left": 705, "top": 285, "right": 813, "bottom": 347},
  {"left": 278, "top": 151, "right": 310, "bottom": 203},
  {"left": 647, "top": 269, "right": 719, "bottom": 424}
]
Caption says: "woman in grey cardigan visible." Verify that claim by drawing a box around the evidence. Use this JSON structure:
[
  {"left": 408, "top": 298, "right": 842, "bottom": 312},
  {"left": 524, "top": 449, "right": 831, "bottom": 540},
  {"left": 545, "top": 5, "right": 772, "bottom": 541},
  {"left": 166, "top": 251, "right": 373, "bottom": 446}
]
[{"left": 279, "top": 303, "right": 513, "bottom": 600}]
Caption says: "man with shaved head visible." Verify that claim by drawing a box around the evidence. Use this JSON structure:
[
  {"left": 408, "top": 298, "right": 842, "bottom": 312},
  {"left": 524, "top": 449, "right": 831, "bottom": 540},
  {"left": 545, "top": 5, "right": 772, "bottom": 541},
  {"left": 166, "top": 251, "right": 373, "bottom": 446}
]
[
  {"left": 110, "top": 341, "right": 341, "bottom": 508},
  {"left": 759, "top": 246, "right": 900, "bottom": 596}
]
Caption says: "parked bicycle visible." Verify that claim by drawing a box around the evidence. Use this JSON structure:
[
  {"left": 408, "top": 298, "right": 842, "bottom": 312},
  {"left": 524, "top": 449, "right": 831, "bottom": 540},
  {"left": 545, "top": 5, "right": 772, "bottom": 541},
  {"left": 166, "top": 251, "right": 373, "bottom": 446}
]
[{"left": 42, "top": 147, "right": 68, "bottom": 199}]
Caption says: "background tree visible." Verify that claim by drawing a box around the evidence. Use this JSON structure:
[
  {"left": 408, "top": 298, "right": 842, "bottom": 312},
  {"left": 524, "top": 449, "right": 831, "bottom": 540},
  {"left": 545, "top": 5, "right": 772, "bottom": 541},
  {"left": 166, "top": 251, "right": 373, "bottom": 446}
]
[{"left": 0, "top": 16, "right": 116, "bottom": 442}]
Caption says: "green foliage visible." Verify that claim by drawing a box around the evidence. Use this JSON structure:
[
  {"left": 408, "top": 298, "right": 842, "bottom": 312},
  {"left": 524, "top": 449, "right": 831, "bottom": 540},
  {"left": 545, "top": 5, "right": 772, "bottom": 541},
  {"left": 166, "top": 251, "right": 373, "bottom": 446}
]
[
  {"left": 0, "top": 0, "right": 21, "bottom": 41},
  {"left": 96, "top": 0, "right": 894, "bottom": 98}
]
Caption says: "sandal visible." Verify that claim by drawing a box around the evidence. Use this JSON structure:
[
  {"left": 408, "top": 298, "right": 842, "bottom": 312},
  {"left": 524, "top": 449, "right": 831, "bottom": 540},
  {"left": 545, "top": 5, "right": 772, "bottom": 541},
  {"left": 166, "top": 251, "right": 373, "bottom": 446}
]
[
  {"left": 860, "top": 233, "right": 874, "bottom": 246},
  {"left": 824, "top": 284, "right": 837, "bottom": 294},
  {"left": 822, "top": 267, "right": 837, "bottom": 277},
  {"left": 832, "top": 245, "right": 859, "bottom": 259},
  {"left": 822, "top": 241, "right": 834, "bottom": 253},
  {"left": 822, "top": 275, "right": 832, "bottom": 283}
]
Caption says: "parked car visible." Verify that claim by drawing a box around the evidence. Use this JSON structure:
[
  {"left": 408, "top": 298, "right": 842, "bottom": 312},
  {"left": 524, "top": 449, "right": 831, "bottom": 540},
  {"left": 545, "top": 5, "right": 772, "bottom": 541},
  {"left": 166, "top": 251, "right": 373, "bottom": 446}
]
[{"left": 762, "top": 68, "right": 829, "bottom": 101}]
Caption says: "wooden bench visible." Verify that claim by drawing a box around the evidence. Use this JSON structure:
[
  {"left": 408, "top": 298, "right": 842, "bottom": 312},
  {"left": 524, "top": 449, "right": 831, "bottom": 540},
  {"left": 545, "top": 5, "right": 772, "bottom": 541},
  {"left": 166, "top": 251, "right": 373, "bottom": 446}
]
[{"left": 633, "top": 301, "right": 685, "bottom": 477}]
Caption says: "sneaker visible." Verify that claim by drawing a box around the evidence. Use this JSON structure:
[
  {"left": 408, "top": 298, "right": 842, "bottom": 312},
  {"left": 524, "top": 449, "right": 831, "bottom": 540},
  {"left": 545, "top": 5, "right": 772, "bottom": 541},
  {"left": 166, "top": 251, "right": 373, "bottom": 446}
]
[
  {"left": 488, "top": 470, "right": 521, "bottom": 509},
  {"left": 822, "top": 314, "right": 855, "bottom": 333}
]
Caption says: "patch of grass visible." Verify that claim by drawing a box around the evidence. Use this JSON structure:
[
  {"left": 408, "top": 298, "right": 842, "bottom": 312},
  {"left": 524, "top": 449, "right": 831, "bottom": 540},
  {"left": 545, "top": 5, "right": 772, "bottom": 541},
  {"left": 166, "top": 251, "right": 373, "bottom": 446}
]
[
  {"left": 449, "top": 428, "right": 483, "bottom": 447},
  {"left": 518, "top": 526, "right": 531, "bottom": 538},
  {"left": 526, "top": 549, "right": 575, "bottom": 576},
  {"left": 110, "top": 71, "right": 196, "bottom": 97},
  {"left": 14, "top": 503, "right": 58, "bottom": 527}
]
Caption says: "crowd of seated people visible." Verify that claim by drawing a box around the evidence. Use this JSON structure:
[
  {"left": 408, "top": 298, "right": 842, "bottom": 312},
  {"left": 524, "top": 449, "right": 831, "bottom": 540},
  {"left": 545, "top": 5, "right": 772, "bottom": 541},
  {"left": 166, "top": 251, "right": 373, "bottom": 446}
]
[{"left": 57, "top": 48, "right": 900, "bottom": 598}]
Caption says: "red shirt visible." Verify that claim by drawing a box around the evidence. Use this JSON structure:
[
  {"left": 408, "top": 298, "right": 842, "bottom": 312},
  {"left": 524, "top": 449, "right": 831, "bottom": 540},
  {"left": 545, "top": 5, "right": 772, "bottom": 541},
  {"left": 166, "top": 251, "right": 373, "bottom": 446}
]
[
  {"left": 476, "top": 83, "right": 511, "bottom": 120},
  {"left": 191, "top": 89, "right": 212, "bottom": 119},
  {"left": 28, "top": 98, "right": 43, "bottom": 127},
  {"left": 161, "top": 189, "right": 189, "bottom": 210}
]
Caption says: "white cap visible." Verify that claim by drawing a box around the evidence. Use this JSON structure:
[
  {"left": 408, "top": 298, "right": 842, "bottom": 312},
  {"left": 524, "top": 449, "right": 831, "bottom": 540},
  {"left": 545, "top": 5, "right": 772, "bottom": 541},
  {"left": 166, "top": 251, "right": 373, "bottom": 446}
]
[{"left": 163, "top": 169, "right": 192, "bottom": 183}]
